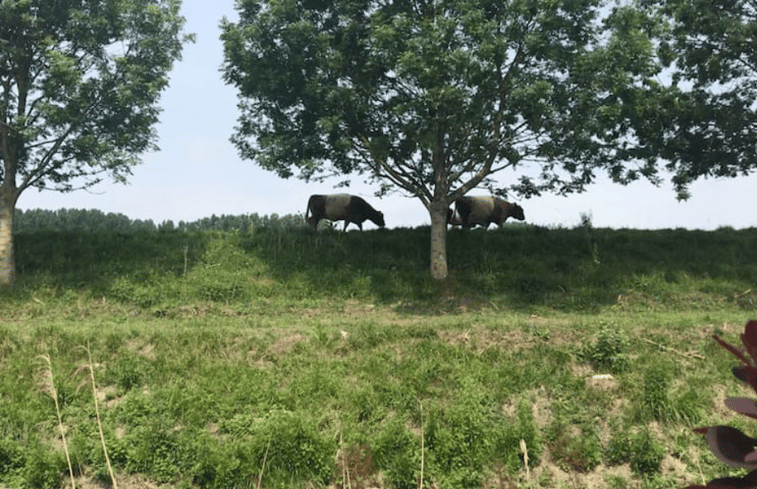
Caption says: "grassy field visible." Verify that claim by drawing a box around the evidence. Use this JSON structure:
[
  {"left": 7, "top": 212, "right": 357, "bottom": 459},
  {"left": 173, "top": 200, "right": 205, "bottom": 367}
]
[{"left": 2, "top": 223, "right": 757, "bottom": 488}]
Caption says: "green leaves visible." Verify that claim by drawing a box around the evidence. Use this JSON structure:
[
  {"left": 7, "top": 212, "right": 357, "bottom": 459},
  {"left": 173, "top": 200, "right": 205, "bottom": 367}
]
[
  {"left": 631, "top": 0, "right": 757, "bottom": 198},
  {"left": 0, "top": 0, "right": 192, "bottom": 194},
  {"left": 221, "top": 0, "right": 662, "bottom": 201}
]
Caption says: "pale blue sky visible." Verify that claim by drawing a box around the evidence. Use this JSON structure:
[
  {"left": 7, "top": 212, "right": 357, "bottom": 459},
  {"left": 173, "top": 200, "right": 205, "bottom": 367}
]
[{"left": 19, "top": 0, "right": 757, "bottom": 230}]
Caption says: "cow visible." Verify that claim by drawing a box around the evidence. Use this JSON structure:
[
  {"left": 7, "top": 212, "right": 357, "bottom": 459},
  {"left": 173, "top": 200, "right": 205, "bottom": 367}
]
[
  {"left": 447, "top": 207, "right": 462, "bottom": 226},
  {"left": 305, "top": 194, "right": 385, "bottom": 231},
  {"left": 452, "top": 195, "right": 525, "bottom": 229}
]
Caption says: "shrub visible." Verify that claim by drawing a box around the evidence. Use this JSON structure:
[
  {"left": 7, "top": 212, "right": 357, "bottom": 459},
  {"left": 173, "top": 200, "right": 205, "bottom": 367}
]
[
  {"left": 607, "top": 427, "right": 664, "bottom": 477},
  {"left": 548, "top": 421, "right": 603, "bottom": 473},
  {"left": 372, "top": 417, "right": 419, "bottom": 489},
  {"left": 248, "top": 409, "right": 334, "bottom": 485},
  {"left": 583, "top": 324, "right": 630, "bottom": 374},
  {"left": 495, "top": 396, "right": 541, "bottom": 475},
  {"left": 683, "top": 320, "right": 757, "bottom": 489}
]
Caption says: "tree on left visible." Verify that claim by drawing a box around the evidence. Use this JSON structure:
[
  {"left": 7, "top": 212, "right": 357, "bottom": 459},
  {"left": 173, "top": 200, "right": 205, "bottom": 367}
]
[{"left": 0, "top": 0, "right": 193, "bottom": 286}]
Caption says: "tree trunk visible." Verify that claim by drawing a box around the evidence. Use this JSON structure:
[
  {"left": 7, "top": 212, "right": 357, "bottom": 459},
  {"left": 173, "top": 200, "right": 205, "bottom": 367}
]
[
  {"left": 429, "top": 199, "right": 448, "bottom": 280},
  {"left": 0, "top": 188, "right": 18, "bottom": 286}
]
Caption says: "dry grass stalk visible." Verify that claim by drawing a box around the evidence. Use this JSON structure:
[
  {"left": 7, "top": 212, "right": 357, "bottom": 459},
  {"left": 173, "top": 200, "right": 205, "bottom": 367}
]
[
  {"left": 76, "top": 342, "right": 118, "bottom": 489},
  {"left": 39, "top": 354, "right": 76, "bottom": 489},
  {"left": 337, "top": 427, "right": 352, "bottom": 489},
  {"left": 256, "top": 438, "right": 271, "bottom": 489},
  {"left": 419, "top": 402, "right": 424, "bottom": 489},
  {"left": 520, "top": 439, "right": 530, "bottom": 481}
]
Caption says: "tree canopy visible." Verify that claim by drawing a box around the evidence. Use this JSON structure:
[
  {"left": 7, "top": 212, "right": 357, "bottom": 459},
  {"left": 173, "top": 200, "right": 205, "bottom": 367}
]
[
  {"left": 651, "top": 0, "right": 757, "bottom": 199},
  {"left": 221, "top": 0, "right": 665, "bottom": 278},
  {"left": 0, "top": 0, "right": 193, "bottom": 285}
]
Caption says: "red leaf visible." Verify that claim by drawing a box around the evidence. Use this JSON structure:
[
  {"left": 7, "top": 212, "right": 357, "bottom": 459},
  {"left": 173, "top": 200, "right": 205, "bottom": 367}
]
[
  {"left": 731, "top": 366, "right": 757, "bottom": 396},
  {"left": 700, "top": 469, "right": 757, "bottom": 488},
  {"left": 715, "top": 334, "right": 752, "bottom": 366},
  {"left": 746, "top": 451, "right": 757, "bottom": 464},
  {"left": 725, "top": 398, "right": 757, "bottom": 420},
  {"left": 742, "top": 321, "right": 757, "bottom": 364},
  {"left": 700, "top": 426, "right": 757, "bottom": 469},
  {"left": 734, "top": 366, "right": 751, "bottom": 384}
]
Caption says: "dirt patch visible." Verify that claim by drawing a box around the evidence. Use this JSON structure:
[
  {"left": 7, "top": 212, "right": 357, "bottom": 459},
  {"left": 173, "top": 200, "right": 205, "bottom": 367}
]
[
  {"left": 437, "top": 328, "right": 533, "bottom": 353},
  {"left": 74, "top": 473, "right": 162, "bottom": 489},
  {"left": 124, "top": 339, "right": 156, "bottom": 361},
  {"left": 266, "top": 333, "right": 309, "bottom": 357}
]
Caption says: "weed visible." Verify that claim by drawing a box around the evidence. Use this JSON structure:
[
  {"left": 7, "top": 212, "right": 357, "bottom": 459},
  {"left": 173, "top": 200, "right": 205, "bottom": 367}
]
[
  {"left": 373, "top": 417, "right": 419, "bottom": 489},
  {"left": 77, "top": 343, "right": 118, "bottom": 488},
  {"left": 548, "top": 421, "right": 603, "bottom": 473},
  {"left": 38, "top": 355, "right": 75, "bottom": 489},
  {"left": 641, "top": 365, "right": 672, "bottom": 422},
  {"left": 682, "top": 321, "right": 757, "bottom": 488},
  {"left": 607, "top": 474, "right": 631, "bottom": 488},
  {"left": 583, "top": 323, "right": 630, "bottom": 374},
  {"left": 607, "top": 427, "right": 664, "bottom": 477},
  {"left": 105, "top": 354, "right": 151, "bottom": 391}
]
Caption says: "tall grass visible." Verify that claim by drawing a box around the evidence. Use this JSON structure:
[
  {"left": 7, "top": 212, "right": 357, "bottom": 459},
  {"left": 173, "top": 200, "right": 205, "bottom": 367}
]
[
  {"left": 1, "top": 224, "right": 756, "bottom": 487},
  {"left": 8, "top": 224, "right": 757, "bottom": 315}
]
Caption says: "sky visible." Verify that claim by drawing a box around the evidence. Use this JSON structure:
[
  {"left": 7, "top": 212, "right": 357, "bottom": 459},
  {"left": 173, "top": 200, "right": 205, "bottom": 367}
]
[{"left": 18, "top": 0, "right": 757, "bottom": 231}]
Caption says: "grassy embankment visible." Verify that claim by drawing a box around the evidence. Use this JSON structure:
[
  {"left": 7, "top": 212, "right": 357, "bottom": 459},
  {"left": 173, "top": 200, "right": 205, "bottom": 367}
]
[{"left": 2, "top": 223, "right": 757, "bottom": 488}]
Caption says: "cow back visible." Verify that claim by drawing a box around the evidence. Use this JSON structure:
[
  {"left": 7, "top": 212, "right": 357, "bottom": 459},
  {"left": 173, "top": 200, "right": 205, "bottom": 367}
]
[
  {"left": 458, "top": 196, "right": 495, "bottom": 226},
  {"left": 324, "top": 194, "right": 352, "bottom": 221}
]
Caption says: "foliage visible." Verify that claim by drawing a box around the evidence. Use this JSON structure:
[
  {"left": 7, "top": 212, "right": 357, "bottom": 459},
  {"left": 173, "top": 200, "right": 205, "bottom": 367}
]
[
  {"left": 683, "top": 320, "right": 757, "bottom": 489},
  {"left": 220, "top": 0, "right": 665, "bottom": 279},
  {"left": 14, "top": 207, "right": 307, "bottom": 233},
  {"left": 582, "top": 323, "right": 631, "bottom": 374},
  {"left": 0, "top": 0, "right": 192, "bottom": 192},
  {"left": 219, "top": 0, "right": 667, "bottom": 196},
  {"left": 642, "top": 0, "right": 757, "bottom": 199},
  {"left": 0, "top": 0, "right": 193, "bottom": 285}
]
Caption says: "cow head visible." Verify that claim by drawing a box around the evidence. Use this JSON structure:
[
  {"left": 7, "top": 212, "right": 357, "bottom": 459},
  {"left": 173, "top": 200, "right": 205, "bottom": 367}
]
[{"left": 511, "top": 204, "right": 525, "bottom": 221}]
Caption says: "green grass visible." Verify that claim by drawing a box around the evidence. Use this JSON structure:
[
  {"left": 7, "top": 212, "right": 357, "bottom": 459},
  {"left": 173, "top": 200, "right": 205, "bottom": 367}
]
[{"left": 1, "top": 224, "right": 757, "bottom": 488}]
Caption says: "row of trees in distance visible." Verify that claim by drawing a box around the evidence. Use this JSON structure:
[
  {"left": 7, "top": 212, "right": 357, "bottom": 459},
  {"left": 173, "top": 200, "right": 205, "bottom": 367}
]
[{"left": 13, "top": 208, "right": 306, "bottom": 234}]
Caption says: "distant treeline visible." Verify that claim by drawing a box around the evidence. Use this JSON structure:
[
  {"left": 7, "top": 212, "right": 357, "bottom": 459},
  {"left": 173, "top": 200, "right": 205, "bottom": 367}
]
[{"left": 14, "top": 208, "right": 307, "bottom": 233}]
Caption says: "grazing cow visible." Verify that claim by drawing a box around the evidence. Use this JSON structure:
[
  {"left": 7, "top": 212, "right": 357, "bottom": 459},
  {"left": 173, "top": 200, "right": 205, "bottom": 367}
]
[
  {"left": 305, "top": 194, "right": 385, "bottom": 231},
  {"left": 453, "top": 196, "right": 525, "bottom": 229},
  {"left": 447, "top": 207, "right": 462, "bottom": 226}
]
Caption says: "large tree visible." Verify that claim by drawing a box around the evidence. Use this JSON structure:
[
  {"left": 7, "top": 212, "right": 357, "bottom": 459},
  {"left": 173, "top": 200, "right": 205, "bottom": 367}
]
[
  {"left": 0, "top": 0, "right": 193, "bottom": 285},
  {"left": 650, "top": 0, "right": 757, "bottom": 199},
  {"left": 221, "top": 0, "right": 663, "bottom": 279}
]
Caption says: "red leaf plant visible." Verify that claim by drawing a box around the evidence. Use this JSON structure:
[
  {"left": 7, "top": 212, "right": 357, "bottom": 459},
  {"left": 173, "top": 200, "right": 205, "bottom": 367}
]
[{"left": 685, "top": 321, "right": 757, "bottom": 489}]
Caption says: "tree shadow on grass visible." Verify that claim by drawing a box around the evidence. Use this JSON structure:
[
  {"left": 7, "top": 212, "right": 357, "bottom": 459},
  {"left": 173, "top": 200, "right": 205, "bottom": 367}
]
[
  {"left": 13, "top": 230, "right": 212, "bottom": 303},
  {"left": 248, "top": 225, "right": 757, "bottom": 313},
  {"left": 11, "top": 225, "right": 757, "bottom": 314}
]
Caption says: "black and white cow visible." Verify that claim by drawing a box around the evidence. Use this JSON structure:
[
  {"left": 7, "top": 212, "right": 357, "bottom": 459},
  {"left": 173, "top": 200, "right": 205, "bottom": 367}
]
[
  {"left": 452, "top": 196, "right": 525, "bottom": 229},
  {"left": 305, "top": 194, "right": 385, "bottom": 231}
]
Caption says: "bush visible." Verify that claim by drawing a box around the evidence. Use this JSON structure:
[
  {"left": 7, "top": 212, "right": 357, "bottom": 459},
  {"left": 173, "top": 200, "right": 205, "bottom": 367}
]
[
  {"left": 583, "top": 324, "right": 630, "bottom": 374},
  {"left": 373, "top": 417, "right": 420, "bottom": 489},
  {"left": 682, "top": 320, "right": 757, "bottom": 488},
  {"left": 607, "top": 427, "right": 664, "bottom": 478}
]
